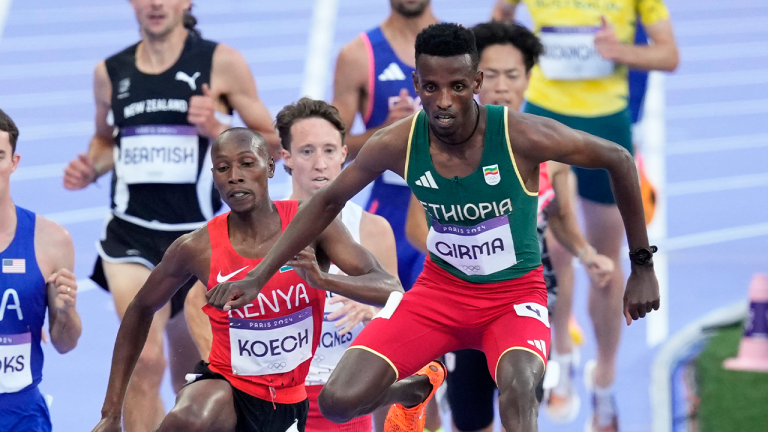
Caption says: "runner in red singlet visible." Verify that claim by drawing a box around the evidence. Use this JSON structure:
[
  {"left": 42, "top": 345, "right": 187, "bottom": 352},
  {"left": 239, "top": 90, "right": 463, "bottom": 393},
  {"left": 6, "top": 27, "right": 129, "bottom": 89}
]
[{"left": 91, "top": 128, "right": 402, "bottom": 432}]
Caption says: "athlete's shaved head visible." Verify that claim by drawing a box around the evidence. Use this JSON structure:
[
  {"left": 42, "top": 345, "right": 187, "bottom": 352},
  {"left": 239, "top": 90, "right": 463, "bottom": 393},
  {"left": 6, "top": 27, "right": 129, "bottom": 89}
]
[
  {"left": 213, "top": 127, "right": 269, "bottom": 159},
  {"left": 211, "top": 128, "right": 274, "bottom": 214}
]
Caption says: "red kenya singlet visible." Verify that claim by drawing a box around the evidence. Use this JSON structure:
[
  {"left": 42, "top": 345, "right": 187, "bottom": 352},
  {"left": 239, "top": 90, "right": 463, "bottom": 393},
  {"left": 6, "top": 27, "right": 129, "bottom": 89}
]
[{"left": 203, "top": 200, "right": 325, "bottom": 404}]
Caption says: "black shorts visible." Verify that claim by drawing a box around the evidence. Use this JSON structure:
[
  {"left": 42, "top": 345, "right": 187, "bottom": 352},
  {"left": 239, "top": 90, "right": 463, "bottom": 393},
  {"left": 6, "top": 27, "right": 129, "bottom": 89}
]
[
  {"left": 91, "top": 215, "right": 198, "bottom": 318},
  {"left": 189, "top": 362, "right": 309, "bottom": 432},
  {"left": 445, "top": 349, "right": 546, "bottom": 432}
]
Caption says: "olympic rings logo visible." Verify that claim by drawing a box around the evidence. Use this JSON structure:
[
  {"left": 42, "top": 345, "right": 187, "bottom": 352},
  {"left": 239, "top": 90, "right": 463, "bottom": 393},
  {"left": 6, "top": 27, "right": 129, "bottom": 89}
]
[
  {"left": 268, "top": 362, "right": 287, "bottom": 371},
  {"left": 462, "top": 265, "right": 481, "bottom": 273}
]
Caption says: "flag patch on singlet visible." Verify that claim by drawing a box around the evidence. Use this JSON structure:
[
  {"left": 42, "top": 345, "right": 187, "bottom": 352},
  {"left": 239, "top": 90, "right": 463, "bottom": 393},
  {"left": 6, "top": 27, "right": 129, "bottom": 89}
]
[
  {"left": 483, "top": 165, "right": 501, "bottom": 186},
  {"left": 279, "top": 265, "right": 293, "bottom": 273},
  {"left": 2, "top": 259, "right": 25, "bottom": 274}
]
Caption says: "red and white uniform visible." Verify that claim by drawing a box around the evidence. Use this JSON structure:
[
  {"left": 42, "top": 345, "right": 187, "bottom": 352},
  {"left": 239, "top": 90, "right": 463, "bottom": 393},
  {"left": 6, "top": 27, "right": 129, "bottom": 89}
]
[
  {"left": 305, "top": 201, "right": 373, "bottom": 432},
  {"left": 203, "top": 200, "right": 326, "bottom": 404}
]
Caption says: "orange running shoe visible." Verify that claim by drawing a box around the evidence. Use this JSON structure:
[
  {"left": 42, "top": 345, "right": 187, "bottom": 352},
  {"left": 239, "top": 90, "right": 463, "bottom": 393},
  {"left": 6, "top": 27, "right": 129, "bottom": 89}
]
[{"left": 384, "top": 361, "right": 447, "bottom": 432}]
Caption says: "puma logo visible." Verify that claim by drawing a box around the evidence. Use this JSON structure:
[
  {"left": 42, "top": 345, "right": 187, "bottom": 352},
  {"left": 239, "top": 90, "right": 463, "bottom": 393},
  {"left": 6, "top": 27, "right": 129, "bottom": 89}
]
[
  {"left": 216, "top": 266, "right": 249, "bottom": 283},
  {"left": 175, "top": 71, "right": 201, "bottom": 91}
]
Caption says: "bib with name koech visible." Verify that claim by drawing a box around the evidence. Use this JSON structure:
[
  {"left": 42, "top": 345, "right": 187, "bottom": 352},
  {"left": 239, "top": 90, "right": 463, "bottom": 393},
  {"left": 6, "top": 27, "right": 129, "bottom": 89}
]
[
  {"left": 203, "top": 201, "right": 325, "bottom": 404},
  {"left": 406, "top": 105, "right": 541, "bottom": 284}
]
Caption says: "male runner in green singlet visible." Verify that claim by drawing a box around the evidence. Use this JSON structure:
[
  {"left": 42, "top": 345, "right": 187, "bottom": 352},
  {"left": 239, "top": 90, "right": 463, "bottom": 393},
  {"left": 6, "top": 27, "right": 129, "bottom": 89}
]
[{"left": 208, "top": 24, "right": 660, "bottom": 432}]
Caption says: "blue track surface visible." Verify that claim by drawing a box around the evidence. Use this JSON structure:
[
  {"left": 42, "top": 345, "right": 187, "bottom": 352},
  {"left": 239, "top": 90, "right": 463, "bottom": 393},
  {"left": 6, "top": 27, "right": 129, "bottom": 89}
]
[{"left": 2, "top": 0, "right": 767, "bottom": 430}]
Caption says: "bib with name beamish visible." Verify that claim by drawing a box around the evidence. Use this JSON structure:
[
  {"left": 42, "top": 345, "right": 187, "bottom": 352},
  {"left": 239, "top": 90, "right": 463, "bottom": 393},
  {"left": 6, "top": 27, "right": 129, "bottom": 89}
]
[{"left": 406, "top": 105, "right": 540, "bottom": 283}]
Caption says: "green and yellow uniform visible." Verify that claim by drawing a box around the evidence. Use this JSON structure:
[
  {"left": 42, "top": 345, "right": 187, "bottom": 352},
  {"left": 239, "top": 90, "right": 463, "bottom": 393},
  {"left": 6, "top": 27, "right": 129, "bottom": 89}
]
[{"left": 405, "top": 105, "right": 540, "bottom": 283}]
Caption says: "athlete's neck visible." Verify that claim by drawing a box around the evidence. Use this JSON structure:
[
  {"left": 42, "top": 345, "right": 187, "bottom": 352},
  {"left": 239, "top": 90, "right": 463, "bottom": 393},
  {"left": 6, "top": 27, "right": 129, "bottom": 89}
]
[
  {"left": 0, "top": 194, "right": 17, "bottom": 252},
  {"left": 136, "top": 25, "right": 188, "bottom": 74},
  {"left": 382, "top": 8, "right": 439, "bottom": 45},
  {"left": 228, "top": 198, "right": 282, "bottom": 243}
]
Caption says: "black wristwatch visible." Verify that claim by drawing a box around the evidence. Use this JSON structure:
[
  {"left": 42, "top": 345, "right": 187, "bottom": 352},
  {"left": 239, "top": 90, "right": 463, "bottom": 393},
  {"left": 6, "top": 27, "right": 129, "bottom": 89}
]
[{"left": 629, "top": 245, "right": 658, "bottom": 266}]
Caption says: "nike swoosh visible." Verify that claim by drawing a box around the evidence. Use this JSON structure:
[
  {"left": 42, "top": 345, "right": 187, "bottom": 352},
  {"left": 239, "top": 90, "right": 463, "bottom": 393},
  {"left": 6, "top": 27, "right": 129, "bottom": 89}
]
[{"left": 216, "top": 266, "right": 249, "bottom": 283}]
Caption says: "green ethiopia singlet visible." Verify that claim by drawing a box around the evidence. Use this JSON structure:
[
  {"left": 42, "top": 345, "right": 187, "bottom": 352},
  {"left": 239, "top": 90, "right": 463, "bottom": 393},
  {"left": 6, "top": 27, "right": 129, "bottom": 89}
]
[{"left": 406, "top": 104, "right": 540, "bottom": 283}]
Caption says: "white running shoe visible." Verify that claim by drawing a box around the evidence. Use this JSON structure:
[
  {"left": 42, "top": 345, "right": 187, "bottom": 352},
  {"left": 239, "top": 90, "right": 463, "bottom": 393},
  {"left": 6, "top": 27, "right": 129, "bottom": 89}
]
[{"left": 544, "top": 360, "right": 580, "bottom": 423}]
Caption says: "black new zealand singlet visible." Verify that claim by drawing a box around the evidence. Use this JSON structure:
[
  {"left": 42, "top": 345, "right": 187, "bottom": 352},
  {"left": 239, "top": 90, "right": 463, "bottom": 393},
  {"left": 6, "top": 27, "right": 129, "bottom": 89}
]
[{"left": 104, "top": 32, "right": 225, "bottom": 231}]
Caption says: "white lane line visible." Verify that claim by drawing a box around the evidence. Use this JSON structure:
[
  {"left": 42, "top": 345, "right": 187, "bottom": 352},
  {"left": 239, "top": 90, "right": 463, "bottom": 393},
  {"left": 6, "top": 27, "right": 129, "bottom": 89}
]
[
  {"left": 11, "top": 163, "right": 66, "bottom": 182},
  {"left": 666, "top": 69, "right": 768, "bottom": 90},
  {"left": 0, "top": 19, "right": 313, "bottom": 52},
  {"left": 3, "top": 73, "right": 304, "bottom": 110},
  {"left": 0, "top": 0, "right": 12, "bottom": 46},
  {"left": 681, "top": 41, "right": 768, "bottom": 62},
  {"left": 44, "top": 206, "right": 109, "bottom": 225},
  {"left": 667, "top": 133, "right": 768, "bottom": 155},
  {"left": 674, "top": 16, "right": 768, "bottom": 37},
  {"left": 6, "top": 2, "right": 315, "bottom": 26},
  {"left": 667, "top": 98, "right": 768, "bottom": 120},
  {"left": 667, "top": 173, "right": 768, "bottom": 196},
  {"left": 664, "top": 222, "right": 768, "bottom": 251},
  {"left": 0, "top": 47, "right": 306, "bottom": 80},
  {"left": 77, "top": 278, "right": 99, "bottom": 293},
  {"left": 301, "top": 0, "right": 339, "bottom": 99},
  {"left": 644, "top": 72, "right": 668, "bottom": 347}
]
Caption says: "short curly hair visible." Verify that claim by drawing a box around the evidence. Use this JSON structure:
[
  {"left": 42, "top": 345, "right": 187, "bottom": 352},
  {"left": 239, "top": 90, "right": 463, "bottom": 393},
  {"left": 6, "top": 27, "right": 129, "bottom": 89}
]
[
  {"left": 415, "top": 23, "right": 479, "bottom": 69},
  {"left": 472, "top": 21, "right": 543, "bottom": 73}
]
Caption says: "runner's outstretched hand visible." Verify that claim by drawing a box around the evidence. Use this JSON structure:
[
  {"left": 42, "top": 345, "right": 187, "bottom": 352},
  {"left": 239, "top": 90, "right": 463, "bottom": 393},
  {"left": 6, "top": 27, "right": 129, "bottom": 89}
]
[
  {"left": 623, "top": 265, "right": 660, "bottom": 325},
  {"left": 207, "top": 273, "right": 266, "bottom": 311}
]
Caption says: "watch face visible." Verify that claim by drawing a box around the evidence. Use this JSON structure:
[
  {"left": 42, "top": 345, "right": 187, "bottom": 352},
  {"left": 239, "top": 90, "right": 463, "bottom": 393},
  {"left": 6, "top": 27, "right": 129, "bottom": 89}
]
[{"left": 636, "top": 249, "right": 650, "bottom": 260}]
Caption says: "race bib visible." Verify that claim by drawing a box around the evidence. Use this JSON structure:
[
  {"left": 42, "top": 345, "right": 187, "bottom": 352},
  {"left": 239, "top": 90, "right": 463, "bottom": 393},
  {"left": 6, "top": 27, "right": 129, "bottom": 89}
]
[
  {"left": 426, "top": 214, "right": 517, "bottom": 276},
  {"left": 538, "top": 27, "right": 614, "bottom": 80},
  {"left": 0, "top": 332, "right": 32, "bottom": 394},
  {"left": 229, "top": 307, "right": 314, "bottom": 376},
  {"left": 307, "top": 294, "right": 361, "bottom": 385},
  {"left": 117, "top": 125, "right": 199, "bottom": 185}
]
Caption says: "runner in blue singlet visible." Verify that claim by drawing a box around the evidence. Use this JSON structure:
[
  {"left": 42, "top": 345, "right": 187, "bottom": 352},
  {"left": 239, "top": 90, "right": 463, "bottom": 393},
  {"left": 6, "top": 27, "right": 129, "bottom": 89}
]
[
  {"left": 331, "top": 0, "right": 439, "bottom": 294},
  {"left": 0, "top": 110, "right": 81, "bottom": 432}
]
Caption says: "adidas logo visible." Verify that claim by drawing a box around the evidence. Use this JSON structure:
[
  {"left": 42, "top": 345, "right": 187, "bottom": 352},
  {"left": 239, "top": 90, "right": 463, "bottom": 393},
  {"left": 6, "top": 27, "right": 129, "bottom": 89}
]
[
  {"left": 414, "top": 171, "right": 438, "bottom": 189},
  {"left": 378, "top": 62, "right": 407, "bottom": 81},
  {"left": 528, "top": 339, "right": 546, "bottom": 353}
]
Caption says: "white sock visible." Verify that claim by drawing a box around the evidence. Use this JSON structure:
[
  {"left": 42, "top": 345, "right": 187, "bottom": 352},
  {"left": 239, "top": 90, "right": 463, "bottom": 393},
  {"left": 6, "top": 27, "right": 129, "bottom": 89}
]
[
  {"left": 593, "top": 385, "right": 616, "bottom": 426},
  {"left": 552, "top": 353, "right": 573, "bottom": 396}
]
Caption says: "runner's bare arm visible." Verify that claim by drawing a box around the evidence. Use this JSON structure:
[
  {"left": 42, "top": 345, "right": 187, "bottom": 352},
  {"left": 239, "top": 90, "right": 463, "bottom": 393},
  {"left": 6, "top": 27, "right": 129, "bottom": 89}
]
[
  {"left": 38, "top": 217, "right": 81, "bottom": 354},
  {"left": 64, "top": 61, "right": 114, "bottom": 190},
  {"left": 288, "top": 217, "right": 402, "bottom": 307},
  {"left": 595, "top": 18, "right": 679, "bottom": 71},
  {"left": 405, "top": 193, "right": 429, "bottom": 254},
  {"left": 511, "top": 111, "right": 658, "bottom": 323},
  {"left": 545, "top": 161, "right": 614, "bottom": 287},
  {"left": 545, "top": 161, "right": 591, "bottom": 256},
  {"left": 331, "top": 37, "right": 376, "bottom": 159},
  {"left": 207, "top": 121, "right": 411, "bottom": 311},
  {"left": 96, "top": 231, "right": 208, "bottom": 427},
  {"left": 212, "top": 44, "right": 282, "bottom": 160},
  {"left": 491, "top": 0, "right": 517, "bottom": 22},
  {"left": 360, "top": 212, "right": 398, "bottom": 277}
]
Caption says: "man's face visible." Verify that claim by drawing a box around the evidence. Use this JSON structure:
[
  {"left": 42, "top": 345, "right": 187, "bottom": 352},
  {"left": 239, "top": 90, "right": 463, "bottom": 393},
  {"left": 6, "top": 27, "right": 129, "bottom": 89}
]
[
  {"left": 282, "top": 117, "right": 347, "bottom": 200},
  {"left": 413, "top": 54, "right": 482, "bottom": 141},
  {"left": 130, "top": 0, "right": 190, "bottom": 39},
  {"left": 0, "top": 132, "right": 20, "bottom": 201},
  {"left": 390, "top": 0, "right": 430, "bottom": 18},
  {"left": 477, "top": 44, "right": 529, "bottom": 111},
  {"left": 211, "top": 133, "right": 274, "bottom": 214}
]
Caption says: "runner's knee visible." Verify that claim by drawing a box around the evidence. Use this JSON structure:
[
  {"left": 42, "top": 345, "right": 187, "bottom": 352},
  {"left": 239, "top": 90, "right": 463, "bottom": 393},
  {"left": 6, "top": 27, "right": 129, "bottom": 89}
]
[{"left": 318, "top": 383, "right": 358, "bottom": 423}]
